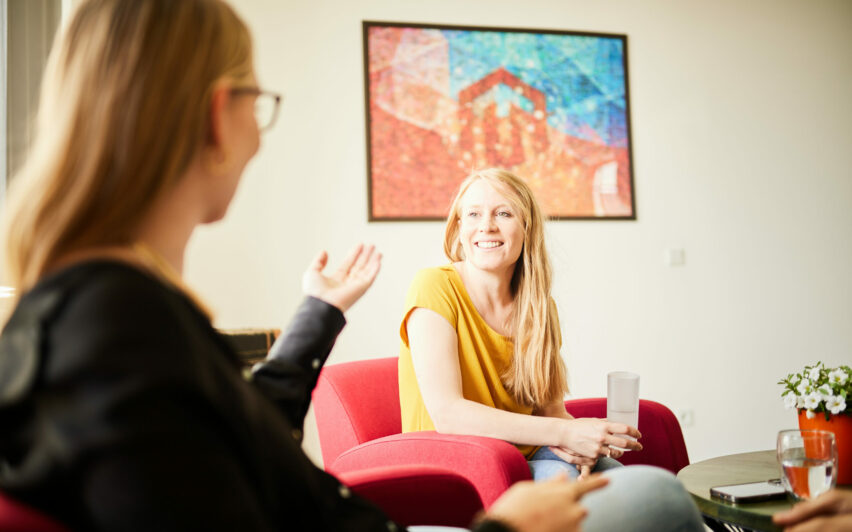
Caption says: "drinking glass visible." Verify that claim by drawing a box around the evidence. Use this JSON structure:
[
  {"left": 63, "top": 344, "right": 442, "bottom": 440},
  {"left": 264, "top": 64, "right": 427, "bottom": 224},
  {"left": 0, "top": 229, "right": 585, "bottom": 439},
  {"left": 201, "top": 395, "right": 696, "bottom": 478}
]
[
  {"left": 606, "top": 371, "right": 639, "bottom": 451},
  {"left": 777, "top": 429, "right": 837, "bottom": 500}
]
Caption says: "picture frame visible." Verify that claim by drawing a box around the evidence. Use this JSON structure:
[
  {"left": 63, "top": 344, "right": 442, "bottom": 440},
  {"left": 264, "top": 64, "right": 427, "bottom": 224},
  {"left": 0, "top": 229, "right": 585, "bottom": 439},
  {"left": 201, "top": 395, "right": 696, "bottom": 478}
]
[{"left": 363, "top": 21, "right": 636, "bottom": 221}]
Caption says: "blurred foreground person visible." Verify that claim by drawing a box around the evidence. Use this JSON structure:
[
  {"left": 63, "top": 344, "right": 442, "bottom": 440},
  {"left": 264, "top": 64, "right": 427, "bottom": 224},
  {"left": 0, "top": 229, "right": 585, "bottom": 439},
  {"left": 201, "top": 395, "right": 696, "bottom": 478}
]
[{"left": 0, "top": 1, "right": 607, "bottom": 530}]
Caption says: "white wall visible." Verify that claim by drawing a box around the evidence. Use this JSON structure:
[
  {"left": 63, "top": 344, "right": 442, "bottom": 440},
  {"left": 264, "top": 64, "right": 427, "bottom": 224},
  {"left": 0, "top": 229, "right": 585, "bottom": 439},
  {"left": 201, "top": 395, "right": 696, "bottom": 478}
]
[{"left": 185, "top": 0, "right": 852, "bottom": 467}]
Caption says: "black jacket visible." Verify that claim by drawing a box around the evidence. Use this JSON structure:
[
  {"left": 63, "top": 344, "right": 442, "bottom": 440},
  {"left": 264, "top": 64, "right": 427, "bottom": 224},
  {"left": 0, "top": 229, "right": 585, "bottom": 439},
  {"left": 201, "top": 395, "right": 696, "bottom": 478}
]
[{"left": 0, "top": 261, "right": 404, "bottom": 531}]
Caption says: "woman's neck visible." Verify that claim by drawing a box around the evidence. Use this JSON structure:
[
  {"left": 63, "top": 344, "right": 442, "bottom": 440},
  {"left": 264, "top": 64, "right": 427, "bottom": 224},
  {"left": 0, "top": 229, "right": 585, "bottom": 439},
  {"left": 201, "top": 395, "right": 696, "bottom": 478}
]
[
  {"left": 132, "top": 217, "right": 193, "bottom": 275},
  {"left": 131, "top": 165, "right": 210, "bottom": 276},
  {"left": 44, "top": 216, "right": 194, "bottom": 284},
  {"left": 455, "top": 260, "right": 516, "bottom": 324}
]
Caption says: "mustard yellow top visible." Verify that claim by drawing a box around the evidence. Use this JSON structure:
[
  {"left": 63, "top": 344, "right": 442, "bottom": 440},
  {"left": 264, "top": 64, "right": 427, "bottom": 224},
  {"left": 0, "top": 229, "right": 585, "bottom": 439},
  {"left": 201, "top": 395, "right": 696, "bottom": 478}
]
[{"left": 398, "top": 265, "right": 539, "bottom": 458}]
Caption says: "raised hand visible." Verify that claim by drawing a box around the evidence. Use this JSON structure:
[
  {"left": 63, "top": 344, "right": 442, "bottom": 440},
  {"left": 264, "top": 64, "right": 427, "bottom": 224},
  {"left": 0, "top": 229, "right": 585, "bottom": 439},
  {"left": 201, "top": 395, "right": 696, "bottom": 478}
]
[
  {"left": 558, "top": 418, "right": 642, "bottom": 459},
  {"left": 485, "top": 474, "right": 609, "bottom": 532},
  {"left": 301, "top": 244, "right": 381, "bottom": 313}
]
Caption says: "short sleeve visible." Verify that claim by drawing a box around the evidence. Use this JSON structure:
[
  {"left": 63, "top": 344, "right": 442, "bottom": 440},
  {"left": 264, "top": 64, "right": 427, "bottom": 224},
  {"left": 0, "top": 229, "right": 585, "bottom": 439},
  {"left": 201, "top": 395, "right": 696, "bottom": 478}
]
[{"left": 399, "top": 267, "right": 459, "bottom": 347}]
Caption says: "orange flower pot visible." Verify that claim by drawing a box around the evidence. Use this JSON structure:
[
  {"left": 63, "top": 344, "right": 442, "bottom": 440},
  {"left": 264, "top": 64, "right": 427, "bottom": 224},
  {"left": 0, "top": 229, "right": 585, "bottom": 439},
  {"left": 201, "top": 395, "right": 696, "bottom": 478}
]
[{"left": 798, "top": 410, "right": 852, "bottom": 485}]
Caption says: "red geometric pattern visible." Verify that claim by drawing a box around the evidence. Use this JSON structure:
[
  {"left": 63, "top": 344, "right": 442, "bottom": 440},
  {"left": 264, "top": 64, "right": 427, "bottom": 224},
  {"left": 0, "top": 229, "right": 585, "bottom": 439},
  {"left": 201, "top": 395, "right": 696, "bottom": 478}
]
[{"left": 367, "top": 27, "right": 633, "bottom": 219}]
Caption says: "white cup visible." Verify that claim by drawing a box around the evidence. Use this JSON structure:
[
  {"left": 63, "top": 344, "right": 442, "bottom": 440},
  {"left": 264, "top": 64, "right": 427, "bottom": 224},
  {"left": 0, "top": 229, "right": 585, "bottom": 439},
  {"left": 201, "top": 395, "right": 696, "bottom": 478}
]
[{"left": 606, "top": 371, "right": 639, "bottom": 451}]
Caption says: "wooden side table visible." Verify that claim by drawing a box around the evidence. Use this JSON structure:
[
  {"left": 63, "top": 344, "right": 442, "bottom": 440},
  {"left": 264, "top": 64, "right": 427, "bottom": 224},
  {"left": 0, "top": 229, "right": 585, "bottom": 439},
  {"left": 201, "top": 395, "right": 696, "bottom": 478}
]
[{"left": 677, "top": 450, "right": 790, "bottom": 532}]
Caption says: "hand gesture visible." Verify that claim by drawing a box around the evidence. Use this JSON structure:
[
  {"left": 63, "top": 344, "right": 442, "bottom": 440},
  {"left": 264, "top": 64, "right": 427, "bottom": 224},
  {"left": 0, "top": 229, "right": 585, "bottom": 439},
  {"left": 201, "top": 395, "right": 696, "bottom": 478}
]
[
  {"left": 772, "top": 489, "right": 852, "bottom": 532},
  {"left": 558, "top": 418, "right": 642, "bottom": 459},
  {"left": 485, "top": 474, "right": 609, "bottom": 532},
  {"left": 302, "top": 244, "right": 381, "bottom": 313}
]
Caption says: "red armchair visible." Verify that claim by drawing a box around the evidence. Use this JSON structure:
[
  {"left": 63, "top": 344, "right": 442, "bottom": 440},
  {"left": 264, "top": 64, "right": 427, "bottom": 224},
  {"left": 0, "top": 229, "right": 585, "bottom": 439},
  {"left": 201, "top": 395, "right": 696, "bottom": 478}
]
[
  {"left": 313, "top": 357, "right": 689, "bottom": 525},
  {"left": 0, "top": 492, "right": 68, "bottom": 532},
  {"left": 337, "top": 465, "right": 483, "bottom": 528}
]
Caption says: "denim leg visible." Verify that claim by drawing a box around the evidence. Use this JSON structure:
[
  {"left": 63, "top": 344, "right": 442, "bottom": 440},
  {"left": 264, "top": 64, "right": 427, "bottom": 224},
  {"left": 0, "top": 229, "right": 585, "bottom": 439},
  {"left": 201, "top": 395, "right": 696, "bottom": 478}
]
[
  {"left": 592, "top": 455, "right": 624, "bottom": 472},
  {"left": 528, "top": 447, "right": 625, "bottom": 481},
  {"left": 581, "top": 465, "right": 705, "bottom": 532},
  {"left": 528, "top": 451, "right": 702, "bottom": 530},
  {"left": 527, "top": 446, "right": 580, "bottom": 481},
  {"left": 528, "top": 458, "right": 580, "bottom": 481}
]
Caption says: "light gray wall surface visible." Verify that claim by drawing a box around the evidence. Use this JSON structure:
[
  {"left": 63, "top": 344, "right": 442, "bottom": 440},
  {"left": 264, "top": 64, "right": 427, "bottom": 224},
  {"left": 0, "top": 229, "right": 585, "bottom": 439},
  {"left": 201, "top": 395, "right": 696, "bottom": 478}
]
[
  {"left": 5, "top": 0, "right": 61, "bottom": 180},
  {"left": 184, "top": 0, "right": 852, "bottom": 467}
]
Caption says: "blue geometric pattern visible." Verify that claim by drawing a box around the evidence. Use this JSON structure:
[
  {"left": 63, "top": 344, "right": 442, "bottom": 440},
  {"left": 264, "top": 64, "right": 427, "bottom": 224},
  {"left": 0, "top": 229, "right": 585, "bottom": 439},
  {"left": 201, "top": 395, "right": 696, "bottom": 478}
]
[{"left": 445, "top": 30, "right": 627, "bottom": 146}]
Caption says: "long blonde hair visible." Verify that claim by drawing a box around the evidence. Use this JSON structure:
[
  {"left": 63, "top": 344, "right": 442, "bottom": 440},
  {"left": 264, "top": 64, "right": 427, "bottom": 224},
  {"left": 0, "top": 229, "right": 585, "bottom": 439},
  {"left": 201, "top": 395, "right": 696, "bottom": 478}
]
[
  {"left": 2, "top": 0, "right": 252, "bottom": 294},
  {"left": 444, "top": 168, "right": 568, "bottom": 408}
]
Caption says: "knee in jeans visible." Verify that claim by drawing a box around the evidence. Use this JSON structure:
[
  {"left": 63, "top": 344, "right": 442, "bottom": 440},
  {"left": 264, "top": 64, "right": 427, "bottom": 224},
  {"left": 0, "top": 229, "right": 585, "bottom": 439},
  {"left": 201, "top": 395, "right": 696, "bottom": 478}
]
[
  {"left": 626, "top": 467, "right": 693, "bottom": 506},
  {"left": 605, "top": 466, "right": 685, "bottom": 497},
  {"left": 529, "top": 459, "right": 579, "bottom": 481},
  {"left": 594, "top": 456, "right": 624, "bottom": 471},
  {"left": 582, "top": 466, "right": 703, "bottom": 531}
]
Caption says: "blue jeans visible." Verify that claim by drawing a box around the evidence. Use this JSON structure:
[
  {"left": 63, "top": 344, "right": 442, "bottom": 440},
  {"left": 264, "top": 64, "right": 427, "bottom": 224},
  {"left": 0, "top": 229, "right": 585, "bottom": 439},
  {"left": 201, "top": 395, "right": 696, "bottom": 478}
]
[
  {"left": 528, "top": 445, "right": 623, "bottom": 479},
  {"left": 528, "top": 447, "right": 705, "bottom": 532}
]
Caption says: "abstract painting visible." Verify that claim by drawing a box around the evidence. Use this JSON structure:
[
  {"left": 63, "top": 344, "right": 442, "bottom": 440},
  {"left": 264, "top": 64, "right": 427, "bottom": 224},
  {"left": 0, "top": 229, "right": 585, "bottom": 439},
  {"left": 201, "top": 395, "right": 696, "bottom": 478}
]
[{"left": 364, "top": 21, "right": 636, "bottom": 221}]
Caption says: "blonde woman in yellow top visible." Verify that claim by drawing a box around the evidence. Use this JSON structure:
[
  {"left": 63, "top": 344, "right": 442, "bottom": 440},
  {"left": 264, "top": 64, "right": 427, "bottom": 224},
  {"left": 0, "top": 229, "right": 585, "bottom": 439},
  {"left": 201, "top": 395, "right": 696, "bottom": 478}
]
[{"left": 399, "top": 168, "right": 704, "bottom": 532}]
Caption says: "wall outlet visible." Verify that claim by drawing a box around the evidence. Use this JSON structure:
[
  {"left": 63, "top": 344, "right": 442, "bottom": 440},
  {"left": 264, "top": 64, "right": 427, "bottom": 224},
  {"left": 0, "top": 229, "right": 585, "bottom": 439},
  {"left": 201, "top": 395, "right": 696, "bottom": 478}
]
[
  {"left": 676, "top": 409, "right": 695, "bottom": 428},
  {"left": 665, "top": 248, "right": 686, "bottom": 266}
]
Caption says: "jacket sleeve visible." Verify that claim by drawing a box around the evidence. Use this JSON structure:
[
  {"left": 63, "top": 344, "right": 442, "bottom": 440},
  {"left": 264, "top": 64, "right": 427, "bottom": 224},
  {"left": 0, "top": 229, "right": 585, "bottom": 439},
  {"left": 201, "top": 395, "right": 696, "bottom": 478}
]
[{"left": 250, "top": 296, "right": 346, "bottom": 430}]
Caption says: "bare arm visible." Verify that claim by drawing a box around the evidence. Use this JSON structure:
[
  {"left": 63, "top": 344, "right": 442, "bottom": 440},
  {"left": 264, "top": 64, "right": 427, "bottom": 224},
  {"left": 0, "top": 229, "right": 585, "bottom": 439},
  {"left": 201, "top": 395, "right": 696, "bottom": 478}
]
[
  {"left": 533, "top": 398, "right": 574, "bottom": 419},
  {"left": 407, "top": 308, "right": 640, "bottom": 458}
]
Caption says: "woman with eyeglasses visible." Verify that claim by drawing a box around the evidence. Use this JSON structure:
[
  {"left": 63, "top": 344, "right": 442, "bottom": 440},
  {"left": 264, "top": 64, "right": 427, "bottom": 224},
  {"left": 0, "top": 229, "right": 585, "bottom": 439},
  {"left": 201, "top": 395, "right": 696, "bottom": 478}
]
[{"left": 0, "top": 1, "right": 611, "bottom": 531}]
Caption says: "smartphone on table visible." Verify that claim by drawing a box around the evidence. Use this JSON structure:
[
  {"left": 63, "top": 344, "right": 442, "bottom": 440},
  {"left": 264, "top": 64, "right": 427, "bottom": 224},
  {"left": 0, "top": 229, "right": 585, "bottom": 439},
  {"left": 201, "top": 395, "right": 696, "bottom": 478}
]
[{"left": 709, "top": 479, "right": 787, "bottom": 503}]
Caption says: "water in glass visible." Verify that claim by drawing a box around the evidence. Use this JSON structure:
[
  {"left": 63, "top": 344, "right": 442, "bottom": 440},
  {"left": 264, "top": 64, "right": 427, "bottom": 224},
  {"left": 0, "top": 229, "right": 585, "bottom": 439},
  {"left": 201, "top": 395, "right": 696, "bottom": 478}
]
[
  {"left": 777, "top": 429, "right": 837, "bottom": 501},
  {"left": 781, "top": 457, "right": 834, "bottom": 500}
]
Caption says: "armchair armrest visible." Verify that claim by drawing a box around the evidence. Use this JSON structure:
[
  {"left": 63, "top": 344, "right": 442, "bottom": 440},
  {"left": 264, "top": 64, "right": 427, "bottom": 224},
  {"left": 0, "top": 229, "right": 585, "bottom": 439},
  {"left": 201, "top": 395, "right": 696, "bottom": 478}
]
[
  {"left": 337, "top": 465, "right": 483, "bottom": 528},
  {"left": 0, "top": 492, "right": 69, "bottom": 532},
  {"left": 328, "top": 431, "right": 531, "bottom": 508}
]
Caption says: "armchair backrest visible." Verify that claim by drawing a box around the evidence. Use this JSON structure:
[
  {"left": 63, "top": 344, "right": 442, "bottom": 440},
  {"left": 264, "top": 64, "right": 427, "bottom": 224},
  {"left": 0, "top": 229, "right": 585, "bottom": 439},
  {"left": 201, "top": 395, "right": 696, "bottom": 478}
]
[{"left": 313, "top": 357, "right": 401, "bottom": 466}]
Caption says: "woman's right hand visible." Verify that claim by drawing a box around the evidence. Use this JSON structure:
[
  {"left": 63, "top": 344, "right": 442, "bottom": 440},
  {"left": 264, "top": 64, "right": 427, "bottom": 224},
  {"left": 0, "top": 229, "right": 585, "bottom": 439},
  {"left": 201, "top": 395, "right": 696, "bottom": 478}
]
[
  {"left": 485, "top": 474, "right": 609, "bottom": 532},
  {"left": 772, "top": 489, "right": 852, "bottom": 531},
  {"left": 556, "top": 417, "right": 642, "bottom": 459},
  {"left": 301, "top": 244, "right": 381, "bottom": 313}
]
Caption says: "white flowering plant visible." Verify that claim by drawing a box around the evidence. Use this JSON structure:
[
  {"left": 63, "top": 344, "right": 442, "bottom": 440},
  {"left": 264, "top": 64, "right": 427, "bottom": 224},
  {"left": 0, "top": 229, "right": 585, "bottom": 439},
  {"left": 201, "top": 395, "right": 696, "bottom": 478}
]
[{"left": 779, "top": 362, "right": 851, "bottom": 420}]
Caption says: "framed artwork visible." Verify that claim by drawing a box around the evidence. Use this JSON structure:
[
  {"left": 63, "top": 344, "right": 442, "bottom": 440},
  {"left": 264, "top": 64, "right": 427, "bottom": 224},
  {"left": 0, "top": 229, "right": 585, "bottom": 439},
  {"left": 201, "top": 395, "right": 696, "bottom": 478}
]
[{"left": 363, "top": 21, "right": 636, "bottom": 221}]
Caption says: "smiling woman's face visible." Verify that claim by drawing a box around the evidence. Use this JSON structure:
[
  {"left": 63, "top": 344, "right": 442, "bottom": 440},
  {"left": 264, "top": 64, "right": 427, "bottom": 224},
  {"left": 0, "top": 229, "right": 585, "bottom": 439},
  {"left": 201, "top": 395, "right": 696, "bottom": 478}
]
[{"left": 457, "top": 179, "right": 525, "bottom": 275}]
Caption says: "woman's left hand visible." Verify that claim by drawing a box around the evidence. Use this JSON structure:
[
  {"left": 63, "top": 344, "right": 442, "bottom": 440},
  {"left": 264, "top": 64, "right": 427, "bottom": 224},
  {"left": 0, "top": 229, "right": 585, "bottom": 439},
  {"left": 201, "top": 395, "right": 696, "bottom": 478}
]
[
  {"left": 302, "top": 244, "right": 381, "bottom": 312},
  {"left": 549, "top": 442, "right": 623, "bottom": 480},
  {"left": 604, "top": 446, "right": 624, "bottom": 460},
  {"left": 548, "top": 446, "right": 596, "bottom": 467}
]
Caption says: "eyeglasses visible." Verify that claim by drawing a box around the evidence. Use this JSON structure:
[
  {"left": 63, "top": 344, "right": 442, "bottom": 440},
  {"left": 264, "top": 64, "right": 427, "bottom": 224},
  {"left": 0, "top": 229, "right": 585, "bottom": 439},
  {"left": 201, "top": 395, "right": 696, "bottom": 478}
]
[{"left": 230, "top": 87, "right": 282, "bottom": 131}]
